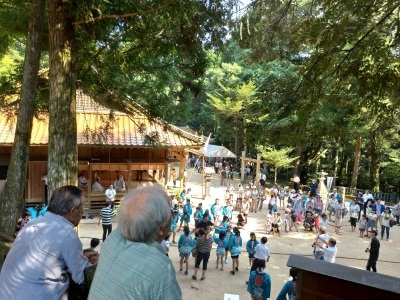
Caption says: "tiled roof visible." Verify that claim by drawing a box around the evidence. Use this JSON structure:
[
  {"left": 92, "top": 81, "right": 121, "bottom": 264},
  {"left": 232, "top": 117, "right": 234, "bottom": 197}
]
[{"left": 0, "top": 92, "right": 204, "bottom": 148}]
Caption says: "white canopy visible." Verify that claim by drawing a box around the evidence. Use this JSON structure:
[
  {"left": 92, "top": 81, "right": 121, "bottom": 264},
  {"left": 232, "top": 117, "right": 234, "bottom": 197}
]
[{"left": 199, "top": 144, "right": 237, "bottom": 158}]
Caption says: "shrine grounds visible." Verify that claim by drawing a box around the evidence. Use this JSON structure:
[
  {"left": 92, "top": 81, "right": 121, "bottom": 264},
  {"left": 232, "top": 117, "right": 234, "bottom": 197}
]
[{"left": 79, "top": 172, "right": 400, "bottom": 299}]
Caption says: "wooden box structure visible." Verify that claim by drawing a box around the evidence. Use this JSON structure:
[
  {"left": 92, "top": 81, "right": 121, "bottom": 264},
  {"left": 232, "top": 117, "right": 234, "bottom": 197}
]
[
  {"left": 0, "top": 91, "right": 204, "bottom": 213},
  {"left": 287, "top": 254, "right": 400, "bottom": 299}
]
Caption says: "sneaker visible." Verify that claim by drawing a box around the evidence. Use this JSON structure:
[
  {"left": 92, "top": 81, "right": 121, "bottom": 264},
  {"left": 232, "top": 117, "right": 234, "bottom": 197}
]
[
  {"left": 179, "top": 268, "right": 182, "bottom": 272},
  {"left": 247, "top": 266, "right": 251, "bottom": 270},
  {"left": 184, "top": 270, "right": 188, "bottom": 276},
  {"left": 224, "top": 258, "right": 228, "bottom": 264},
  {"left": 201, "top": 276, "right": 206, "bottom": 281},
  {"left": 192, "top": 275, "right": 197, "bottom": 280},
  {"left": 172, "top": 241, "right": 177, "bottom": 244},
  {"left": 230, "top": 271, "right": 235, "bottom": 275},
  {"left": 221, "top": 267, "right": 224, "bottom": 271},
  {"left": 235, "top": 267, "right": 239, "bottom": 271}
]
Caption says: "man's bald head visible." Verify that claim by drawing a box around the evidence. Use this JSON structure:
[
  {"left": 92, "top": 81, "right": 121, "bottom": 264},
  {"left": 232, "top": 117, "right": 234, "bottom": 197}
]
[{"left": 118, "top": 185, "right": 170, "bottom": 243}]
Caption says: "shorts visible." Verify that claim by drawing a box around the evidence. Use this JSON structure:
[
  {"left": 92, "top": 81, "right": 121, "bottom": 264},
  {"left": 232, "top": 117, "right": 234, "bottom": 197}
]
[
  {"left": 231, "top": 255, "right": 239, "bottom": 259},
  {"left": 179, "top": 252, "right": 190, "bottom": 258},
  {"left": 248, "top": 253, "right": 255, "bottom": 258},
  {"left": 359, "top": 227, "right": 366, "bottom": 232}
]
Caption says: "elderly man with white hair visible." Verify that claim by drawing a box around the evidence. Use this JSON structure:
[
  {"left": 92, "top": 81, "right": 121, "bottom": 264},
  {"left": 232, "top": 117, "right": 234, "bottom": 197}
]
[{"left": 88, "top": 185, "right": 182, "bottom": 300}]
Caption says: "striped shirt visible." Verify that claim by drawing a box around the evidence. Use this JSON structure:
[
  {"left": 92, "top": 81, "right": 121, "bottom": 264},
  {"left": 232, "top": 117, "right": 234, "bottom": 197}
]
[
  {"left": 196, "top": 236, "right": 213, "bottom": 253},
  {"left": 100, "top": 207, "right": 115, "bottom": 225}
]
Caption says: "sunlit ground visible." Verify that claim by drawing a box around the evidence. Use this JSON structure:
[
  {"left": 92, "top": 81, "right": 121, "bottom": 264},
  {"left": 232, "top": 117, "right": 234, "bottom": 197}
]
[{"left": 79, "top": 171, "right": 400, "bottom": 299}]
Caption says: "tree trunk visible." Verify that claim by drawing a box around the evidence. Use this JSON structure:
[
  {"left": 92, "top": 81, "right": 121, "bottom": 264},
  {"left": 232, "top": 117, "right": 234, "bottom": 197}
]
[
  {"left": 350, "top": 134, "right": 361, "bottom": 189},
  {"left": 47, "top": 0, "right": 78, "bottom": 198},
  {"left": 274, "top": 167, "right": 277, "bottom": 184},
  {"left": 293, "top": 146, "right": 302, "bottom": 175},
  {"left": 332, "top": 137, "right": 340, "bottom": 187},
  {"left": 370, "top": 130, "right": 379, "bottom": 191},
  {"left": 0, "top": 0, "right": 45, "bottom": 237}
]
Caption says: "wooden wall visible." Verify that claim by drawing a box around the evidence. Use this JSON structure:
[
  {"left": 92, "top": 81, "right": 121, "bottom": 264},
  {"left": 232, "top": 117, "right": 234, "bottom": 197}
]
[{"left": 27, "top": 161, "right": 47, "bottom": 202}]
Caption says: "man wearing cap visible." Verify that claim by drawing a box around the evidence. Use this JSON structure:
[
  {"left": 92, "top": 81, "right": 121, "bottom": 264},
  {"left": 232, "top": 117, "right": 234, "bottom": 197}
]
[
  {"left": 313, "top": 226, "right": 329, "bottom": 260},
  {"left": 309, "top": 179, "right": 318, "bottom": 198},
  {"left": 366, "top": 230, "right": 380, "bottom": 272}
]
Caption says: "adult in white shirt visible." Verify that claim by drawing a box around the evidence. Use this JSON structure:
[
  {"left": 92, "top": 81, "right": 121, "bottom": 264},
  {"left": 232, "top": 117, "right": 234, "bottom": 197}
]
[
  {"left": 314, "top": 226, "right": 329, "bottom": 260},
  {"left": 315, "top": 237, "right": 337, "bottom": 263},
  {"left": 362, "top": 190, "right": 374, "bottom": 215},
  {"left": 105, "top": 185, "right": 116, "bottom": 209}
]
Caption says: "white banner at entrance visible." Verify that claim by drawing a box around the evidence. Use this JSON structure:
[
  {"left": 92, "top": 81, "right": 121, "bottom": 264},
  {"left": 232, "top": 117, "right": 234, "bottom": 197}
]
[{"left": 327, "top": 177, "right": 334, "bottom": 192}]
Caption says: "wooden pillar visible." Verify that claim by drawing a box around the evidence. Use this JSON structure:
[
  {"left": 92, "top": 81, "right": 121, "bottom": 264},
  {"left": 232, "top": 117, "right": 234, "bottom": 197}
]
[
  {"left": 165, "top": 162, "right": 170, "bottom": 186},
  {"left": 127, "top": 160, "right": 132, "bottom": 190},
  {"left": 88, "top": 162, "right": 92, "bottom": 192},
  {"left": 179, "top": 157, "right": 185, "bottom": 190},
  {"left": 241, "top": 151, "right": 246, "bottom": 183},
  {"left": 256, "top": 153, "right": 261, "bottom": 189}
]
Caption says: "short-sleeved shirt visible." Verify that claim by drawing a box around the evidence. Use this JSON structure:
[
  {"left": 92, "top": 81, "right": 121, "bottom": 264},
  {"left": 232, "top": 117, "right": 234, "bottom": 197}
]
[
  {"left": 254, "top": 244, "right": 270, "bottom": 260},
  {"left": 88, "top": 228, "right": 182, "bottom": 300},
  {"left": 100, "top": 207, "right": 116, "bottom": 225},
  {"left": 0, "top": 212, "right": 91, "bottom": 300}
]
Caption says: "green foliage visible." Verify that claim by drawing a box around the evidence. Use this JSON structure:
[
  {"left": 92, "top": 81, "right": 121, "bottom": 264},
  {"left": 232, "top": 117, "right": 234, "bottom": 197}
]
[{"left": 258, "top": 146, "right": 299, "bottom": 183}]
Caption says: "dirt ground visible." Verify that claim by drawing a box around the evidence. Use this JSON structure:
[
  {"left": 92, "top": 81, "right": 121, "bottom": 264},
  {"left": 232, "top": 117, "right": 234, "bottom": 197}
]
[{"left": 79, "top": 171, "right": 400, "bottom": 299}]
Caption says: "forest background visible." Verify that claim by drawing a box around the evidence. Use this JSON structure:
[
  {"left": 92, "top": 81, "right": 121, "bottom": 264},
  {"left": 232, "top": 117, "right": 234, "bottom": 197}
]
[{"left": 1, "top": 0, "right": 400, "bottom": 236}]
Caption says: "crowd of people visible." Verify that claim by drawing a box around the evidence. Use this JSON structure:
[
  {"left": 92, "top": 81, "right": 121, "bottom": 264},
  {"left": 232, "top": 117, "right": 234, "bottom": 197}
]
[
  {"left": 2, "top": 176, "right": 399, "bottom": 299},
  {"left": 163, "top": 180, "right": 398, "bottom": 298}
]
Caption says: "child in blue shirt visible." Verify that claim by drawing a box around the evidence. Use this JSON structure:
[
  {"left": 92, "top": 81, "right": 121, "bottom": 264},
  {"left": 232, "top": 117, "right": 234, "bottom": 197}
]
[
  {"left": 277, "top": 267, "right": 297, "bottom": 300},
  {"left": 169, "top": 210, "right": 179, "bottom": 243},
  {"left": 198, "top": 203, "right": 204, "bottom": 220},
  {"left": 223, "top": 201, "right": 234, "bottom": 220},
  {"left": 246, "top": 232, "right": 259, "bottom": 270},
  {"left": 178, "top": 199, "right": 193, "bottom": 231},
  {"left": 247, "top": 259, "right": 271, "bottom": 300},
  {"left": 178, "top": 226, "right": 194, "bottom": 275},
  {"left": 193, "top": 206, "right": 200, "bottom": 228},
  {"left": 229, "top": 227, "right": 242, "bottom": 275},
  {"left": 213, "top": 231, "right": 228, "bottom": 271},
  {"left": 224, "top": 226, "right": 232, "bottom": 264}
]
